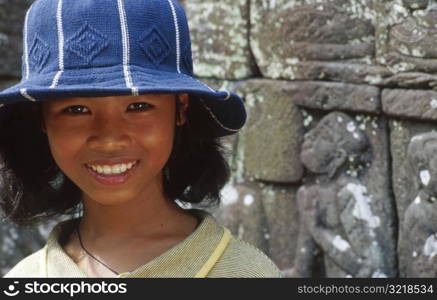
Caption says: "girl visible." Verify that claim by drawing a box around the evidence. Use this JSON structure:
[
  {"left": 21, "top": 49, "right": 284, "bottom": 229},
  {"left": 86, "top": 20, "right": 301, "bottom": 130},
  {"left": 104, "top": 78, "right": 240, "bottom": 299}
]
[{"left": 0, "top": 0, "right": 281, "bottom": 278}]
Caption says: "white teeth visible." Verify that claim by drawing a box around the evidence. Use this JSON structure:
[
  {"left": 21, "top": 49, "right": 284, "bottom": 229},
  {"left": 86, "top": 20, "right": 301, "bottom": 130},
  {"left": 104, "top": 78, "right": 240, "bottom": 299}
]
[
  {"left": 113, "top": 165, "right": 121, "bottom": 173},
  {"left": 103, "top": 166, "right": 111, "bottom": 174},
  {"left": 87, "top": 161, "right": 137, "bottom": 175}
]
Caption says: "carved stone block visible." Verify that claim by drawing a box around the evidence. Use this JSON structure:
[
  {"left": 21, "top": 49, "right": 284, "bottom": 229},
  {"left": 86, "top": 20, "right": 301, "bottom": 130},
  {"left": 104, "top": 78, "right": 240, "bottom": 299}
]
[
  {"left": 291, "top": 81, "right": 381, "bottom": 113},
  {"left": 260, "top": 183, "right": 299, "bottom": 272},
  {"left": 214, "top": 182, "right": 270, "bottom": 255},
  {"left": 181, "top": 0, "right": 255, "bottom": 79},
  {"left": 382, "top": 89, "right": 437, "bottom": 121},
  {"left": 293, "top": 111, "right": 396, "bottom": 277},
  {"left": 235, "top": 79, "right": 304, "bottom": 183},
  {"left": 250, "top": 0, "right": 388, "bottom": 85},
  {"left": 397, "top": 131, "right": 437, "bottom": 277},
  {"left": 215, "top": 181, "right": 300, "bottom": 274},
  {"left": 388, "top": 120, "right": 437, "bottom": 277},
  {"left": 375, "top": 0, "right": 437, "bottom": 87}
]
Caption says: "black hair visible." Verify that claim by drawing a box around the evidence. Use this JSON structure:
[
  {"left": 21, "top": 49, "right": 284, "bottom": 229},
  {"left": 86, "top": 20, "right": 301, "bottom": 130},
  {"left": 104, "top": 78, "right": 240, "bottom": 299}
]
[{"left": 0, "top": 95, "right": 230, "bottom": 225}]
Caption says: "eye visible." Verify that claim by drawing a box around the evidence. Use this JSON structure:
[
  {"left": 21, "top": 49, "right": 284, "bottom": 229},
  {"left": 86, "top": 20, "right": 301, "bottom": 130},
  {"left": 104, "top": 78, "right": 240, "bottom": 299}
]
[
  {"left": 63, "top": 105, "right": 90, "bottom": 114},
  {"left": 127, "top": 102, "right": 153, "bottom": 112}
]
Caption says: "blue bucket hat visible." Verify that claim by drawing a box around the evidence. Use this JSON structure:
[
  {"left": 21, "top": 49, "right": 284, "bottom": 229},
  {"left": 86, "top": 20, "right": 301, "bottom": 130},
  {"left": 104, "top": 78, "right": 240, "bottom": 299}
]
[{"left": 0, "top": 0, "right": 246, "bottom": 137}]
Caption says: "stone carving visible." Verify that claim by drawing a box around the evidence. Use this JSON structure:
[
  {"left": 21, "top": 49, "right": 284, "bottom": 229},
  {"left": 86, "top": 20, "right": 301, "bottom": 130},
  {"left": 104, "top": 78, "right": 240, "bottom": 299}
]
[
  {"left": 181, "top": 0, "right": 255, "bottom": 79},
  {"left": 215, "top": 181, "right": 300, "bottom": 275},
  {"left": 293, "top": 112, "right": 389, "bottom": 277},
  {"left": 399, "top": 132, "right": 437, "bottom": 277},
  {"left": 378, "top": 0, "right": 437, "bottom": 77},
  {"left": 237, "top": 80, "right": 304, "bottom": 183},
  {"left": 382, "top": 89, "right": 437, "bottom": 121},
  {"left": 250, "top": 0, "right": 386, "bottom": 84}
]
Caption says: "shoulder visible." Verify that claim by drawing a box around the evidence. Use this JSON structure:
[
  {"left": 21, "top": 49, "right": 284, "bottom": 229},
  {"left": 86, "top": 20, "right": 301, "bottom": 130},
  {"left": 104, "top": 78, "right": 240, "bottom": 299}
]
[
  {"left": 208, "top": 235, "right": 282, "bottom": 278},
  {"left": 3, "top": 247, "right": 46, "bottom": 278}
]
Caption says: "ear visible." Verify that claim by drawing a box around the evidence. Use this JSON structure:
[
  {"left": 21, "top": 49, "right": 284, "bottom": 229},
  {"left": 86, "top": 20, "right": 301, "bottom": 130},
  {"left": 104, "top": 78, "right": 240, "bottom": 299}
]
[
  {"left": 176, "top": 93, "right": 189, "bottom": 126},
  {"left": 327, "top": 148, "right": 347, "bottom": 178}
]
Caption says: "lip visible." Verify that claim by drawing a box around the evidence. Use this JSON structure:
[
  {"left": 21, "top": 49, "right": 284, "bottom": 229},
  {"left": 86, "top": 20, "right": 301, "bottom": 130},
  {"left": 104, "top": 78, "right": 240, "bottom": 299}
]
[{"left": 84, "top": 160, "right": 140, "bottom": 185}]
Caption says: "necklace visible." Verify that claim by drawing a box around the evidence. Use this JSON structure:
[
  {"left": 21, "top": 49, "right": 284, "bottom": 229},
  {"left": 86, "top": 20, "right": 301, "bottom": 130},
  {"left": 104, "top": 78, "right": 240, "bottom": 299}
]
[{"left": 76, "top": 226, "right": 120, "bottom": 275}]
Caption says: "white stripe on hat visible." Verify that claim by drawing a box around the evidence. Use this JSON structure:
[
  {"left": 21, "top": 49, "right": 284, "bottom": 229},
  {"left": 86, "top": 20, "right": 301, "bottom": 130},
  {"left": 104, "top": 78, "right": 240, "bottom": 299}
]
[
  {"left": 50, "top": 0, "right": 65, "bottom": 89},
  {"left": 23, "top": 5, "right": 32, "bottom": 80},
  {"left": 20, "top": 88, "right": 37, "bottom": 102},
  {"left": 117, "top": 0, "right": 139, "bottom": 96},
  {"left": 167, "top": 0, "right": 181, "bottom": 74}
]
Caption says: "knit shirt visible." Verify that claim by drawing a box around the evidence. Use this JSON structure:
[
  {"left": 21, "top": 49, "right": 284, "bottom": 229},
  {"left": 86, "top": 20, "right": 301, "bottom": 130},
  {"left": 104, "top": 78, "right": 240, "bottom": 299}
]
[{"left": 4, "top": 211, "right": 281, "bottom": 278}]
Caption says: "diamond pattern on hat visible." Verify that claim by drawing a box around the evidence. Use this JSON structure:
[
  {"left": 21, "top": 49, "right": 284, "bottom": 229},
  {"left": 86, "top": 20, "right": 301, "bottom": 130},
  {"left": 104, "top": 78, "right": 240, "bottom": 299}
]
[
  {"left": 138, "top": 27, "right": 171, "bottom": 68},
  {"left": 65, "top": 22, "right": 109, "bottom": 65},
  {"left": 29, "top": 35, "right": 50, "bottom": 73}
]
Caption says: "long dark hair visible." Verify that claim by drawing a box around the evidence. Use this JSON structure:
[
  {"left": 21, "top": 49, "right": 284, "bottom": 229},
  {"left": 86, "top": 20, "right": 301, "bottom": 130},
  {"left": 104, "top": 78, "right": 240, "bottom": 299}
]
[{"left": 0, "top": 95, "right": 230, "bottom": 225}]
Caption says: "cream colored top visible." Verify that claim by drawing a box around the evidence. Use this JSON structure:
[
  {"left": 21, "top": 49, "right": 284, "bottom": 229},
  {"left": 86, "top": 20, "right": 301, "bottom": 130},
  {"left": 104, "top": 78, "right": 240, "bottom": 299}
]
[{"left": 4, "top": 211, "right": 281, "bottom": 278}]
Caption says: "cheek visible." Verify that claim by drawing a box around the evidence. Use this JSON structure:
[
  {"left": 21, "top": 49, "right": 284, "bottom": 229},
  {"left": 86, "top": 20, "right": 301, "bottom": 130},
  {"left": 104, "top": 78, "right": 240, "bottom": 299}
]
[
  {"left": 136, "top": 121, "right": 175, "bottom": 164},
  {"left": 46, "top": 128, "right": 84, "bottom": 171}
]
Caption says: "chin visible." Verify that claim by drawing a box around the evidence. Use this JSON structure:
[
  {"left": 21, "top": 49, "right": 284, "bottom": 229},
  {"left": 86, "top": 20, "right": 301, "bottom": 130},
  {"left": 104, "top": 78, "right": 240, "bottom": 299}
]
[{"left": 83, "top": 189, "right": 141, "bottom": 206}]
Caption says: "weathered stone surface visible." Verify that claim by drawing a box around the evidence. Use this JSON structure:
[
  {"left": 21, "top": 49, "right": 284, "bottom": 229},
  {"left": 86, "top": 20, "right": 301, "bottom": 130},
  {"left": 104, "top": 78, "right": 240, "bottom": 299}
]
[
  {"left": 389, "top": 120, "right": 437, "bottom": 277},
  {"left": 214, "top": 182, "right": 270, "bottom": 254},
  {"left": 233, "top": 79, "right": 304, "bottom": 183},
  {"left": 389, "top": 122, "right": 437, "bottom": 219},
  {"left": 294, "top": 110, "right": 397, "bottom": 277},
  {"left": 397, "top": 132, "right": 437, "bottom": 277},
  {"left": 260, "top": 183, "right": 299, "bottom": 272},
  {"left": 250, "top": 0, "right": 380, "bottom": 83},
  {"left": 292, "top": 62, "right": 393, "bottom": 86},
  {"left": 215, "top": 181, "right": 300, "bottom": 274},
  {"left": 380, "top": 72, "right": 437, "bottom": 90},
  {"left": 181, "top": 0, "right": 255, "bottom": 79},
  {"left": 0, "top": 0, "right": 33, "bottom": 77},
  {"left": 375, "top": 0, "right": 437, "bottom": 75},
  {"left": 382, "top": 89, "right": 437, "bottom": 121},
  {"left": 291, "top": 81, "right": 381, "bottom": 113},
  {"left": 351, "top": 113, "right": 397, "bottom": 277}
]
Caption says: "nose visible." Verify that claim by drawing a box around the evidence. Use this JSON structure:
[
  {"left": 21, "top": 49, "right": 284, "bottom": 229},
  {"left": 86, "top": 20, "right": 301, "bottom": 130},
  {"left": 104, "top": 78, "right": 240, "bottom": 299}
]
[{"left": 86, "top": 115, "right": 133, "bottom": 153}]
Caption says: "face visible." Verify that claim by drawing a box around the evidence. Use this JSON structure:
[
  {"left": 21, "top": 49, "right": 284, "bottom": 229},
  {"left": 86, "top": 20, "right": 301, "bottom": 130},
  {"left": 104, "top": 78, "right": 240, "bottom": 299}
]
[
  {"left": 300, "top": 126, "right": 336, "bottom": 174},
  {"left": 42, "top": 94, "right": 188, "bottom": 206}
]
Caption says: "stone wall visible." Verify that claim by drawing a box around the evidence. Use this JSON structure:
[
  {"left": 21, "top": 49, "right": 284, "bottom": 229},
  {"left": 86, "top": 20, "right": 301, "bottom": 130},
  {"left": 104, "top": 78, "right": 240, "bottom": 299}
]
[{"left": 1, "top": 0, "right": 437, "bottom": 277}]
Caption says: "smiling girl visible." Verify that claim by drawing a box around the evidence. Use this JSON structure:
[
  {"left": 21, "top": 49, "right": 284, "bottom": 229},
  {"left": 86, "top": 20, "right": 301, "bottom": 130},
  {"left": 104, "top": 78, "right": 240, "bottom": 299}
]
[{"left": 0, "top": 0, "right": 280, "bottom": 278}]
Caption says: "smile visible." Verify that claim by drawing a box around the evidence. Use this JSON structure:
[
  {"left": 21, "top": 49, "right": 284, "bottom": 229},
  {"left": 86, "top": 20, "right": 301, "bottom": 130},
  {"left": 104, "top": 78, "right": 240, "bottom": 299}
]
[
  {"left": 86, "top": 160, "right": 139, "bottom": 175},
  {"left": 84, "top": 160, "right": 140, "bottom": 185}
]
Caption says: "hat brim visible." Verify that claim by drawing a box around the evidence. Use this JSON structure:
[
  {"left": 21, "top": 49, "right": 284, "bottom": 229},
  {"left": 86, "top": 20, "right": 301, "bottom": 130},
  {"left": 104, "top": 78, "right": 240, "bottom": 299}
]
[{"left": 0, "top": 65, "right": 246, "bottom": 137}]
